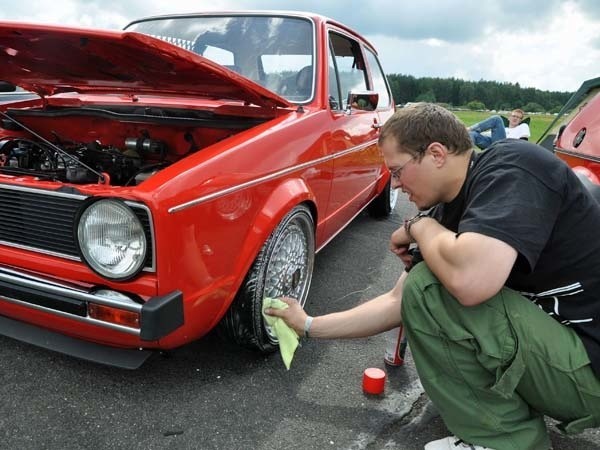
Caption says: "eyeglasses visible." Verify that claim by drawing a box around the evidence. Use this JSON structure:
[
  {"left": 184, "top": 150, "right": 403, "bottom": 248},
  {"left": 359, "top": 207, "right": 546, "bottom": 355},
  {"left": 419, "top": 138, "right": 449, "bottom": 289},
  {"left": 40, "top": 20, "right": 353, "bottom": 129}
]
[{"left": 389, "top": 155, "right": 415, "bottom": 181}]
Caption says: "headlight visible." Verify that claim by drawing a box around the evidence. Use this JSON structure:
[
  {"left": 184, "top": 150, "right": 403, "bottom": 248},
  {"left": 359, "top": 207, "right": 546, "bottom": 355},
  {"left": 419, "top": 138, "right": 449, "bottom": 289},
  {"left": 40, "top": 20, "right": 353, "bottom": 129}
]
[{"left": 77, "top": 199, "right": 147, "bottom": 280}]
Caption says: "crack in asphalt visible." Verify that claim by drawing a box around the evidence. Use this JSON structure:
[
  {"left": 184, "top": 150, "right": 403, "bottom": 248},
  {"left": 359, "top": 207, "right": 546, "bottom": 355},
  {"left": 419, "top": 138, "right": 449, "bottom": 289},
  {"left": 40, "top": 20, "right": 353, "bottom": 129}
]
[
  {"left": 345, "top": 379, "right": 433, "bottom": 450},
  {"left": 334, "top": 287, "right": 373, "bottom": 302}
]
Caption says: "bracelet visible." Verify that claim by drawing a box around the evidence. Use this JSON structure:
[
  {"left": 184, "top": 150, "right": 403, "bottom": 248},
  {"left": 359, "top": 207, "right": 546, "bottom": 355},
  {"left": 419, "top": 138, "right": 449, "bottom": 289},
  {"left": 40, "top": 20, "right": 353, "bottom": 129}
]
[
  {"left": 404, "top": 212, "right": 429, "bottom": 237},
  {"left": 303, "top": 316, "right": 314, "bottom": 338}
]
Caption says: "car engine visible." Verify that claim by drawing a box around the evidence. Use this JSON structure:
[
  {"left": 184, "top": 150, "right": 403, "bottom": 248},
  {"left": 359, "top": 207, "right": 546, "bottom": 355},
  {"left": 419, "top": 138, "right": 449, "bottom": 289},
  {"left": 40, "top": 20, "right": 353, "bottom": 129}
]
[{"left": 0, "top": 136, "right": 168, "bottom": 186}]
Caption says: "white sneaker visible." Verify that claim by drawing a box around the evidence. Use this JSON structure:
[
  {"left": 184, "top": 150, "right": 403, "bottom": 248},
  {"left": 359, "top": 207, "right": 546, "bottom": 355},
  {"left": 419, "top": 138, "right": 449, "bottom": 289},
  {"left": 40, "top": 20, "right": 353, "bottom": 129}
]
[{"left": 424, "top": 435, "right": 495, "bottom": 450}]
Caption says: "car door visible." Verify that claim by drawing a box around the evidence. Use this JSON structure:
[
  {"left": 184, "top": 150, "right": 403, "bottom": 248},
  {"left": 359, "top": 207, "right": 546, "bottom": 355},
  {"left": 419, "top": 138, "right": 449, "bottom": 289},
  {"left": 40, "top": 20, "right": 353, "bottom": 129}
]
[
  {"left": 323, "top": 30, "right": 382, "bottom": 236},
  {"left": 364, "top": 46, "right": 395, "bottom": 140}
]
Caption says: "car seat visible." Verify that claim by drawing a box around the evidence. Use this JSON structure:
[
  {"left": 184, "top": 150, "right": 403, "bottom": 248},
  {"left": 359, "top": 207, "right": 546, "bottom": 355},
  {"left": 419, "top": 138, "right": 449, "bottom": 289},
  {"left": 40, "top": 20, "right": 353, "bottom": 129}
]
[{"left": 294, "top": 65, "right": 313, "bottom": 98}]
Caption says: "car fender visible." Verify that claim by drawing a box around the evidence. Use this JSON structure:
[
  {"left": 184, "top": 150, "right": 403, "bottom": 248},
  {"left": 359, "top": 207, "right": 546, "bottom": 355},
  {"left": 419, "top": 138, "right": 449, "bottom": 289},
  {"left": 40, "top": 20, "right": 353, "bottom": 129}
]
[
  {"left": 240, "top": 176, "right": 316, "bottom": 277},
  {"left": 214, "top": 177, "right": 317, "bottom": 318},
  {"left": 374, "top": 167, "right": 391, "bottom": 194}
]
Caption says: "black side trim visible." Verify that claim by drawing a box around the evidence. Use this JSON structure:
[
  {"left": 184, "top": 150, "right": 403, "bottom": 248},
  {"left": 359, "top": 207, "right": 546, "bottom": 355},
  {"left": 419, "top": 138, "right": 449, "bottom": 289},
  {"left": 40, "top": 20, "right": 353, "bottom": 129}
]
[
  {"left": 140, "top": 290, "right": 184, "bottom": 340},
  {"left": 556, "top": 148, "right": 600, "bottom": 164},
  {"left": 0, "top": 315, "right": 152, "bottom": 369},
  {"left": 0, "top": 279, "right": 86, "bottom": 316}
]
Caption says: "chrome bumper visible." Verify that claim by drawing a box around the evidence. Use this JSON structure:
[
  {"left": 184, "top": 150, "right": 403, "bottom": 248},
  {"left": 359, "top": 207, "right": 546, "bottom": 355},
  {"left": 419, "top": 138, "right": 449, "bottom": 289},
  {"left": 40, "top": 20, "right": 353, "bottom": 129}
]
[{"left": 0, "top": 265, "right": 183, "bottom": 340}]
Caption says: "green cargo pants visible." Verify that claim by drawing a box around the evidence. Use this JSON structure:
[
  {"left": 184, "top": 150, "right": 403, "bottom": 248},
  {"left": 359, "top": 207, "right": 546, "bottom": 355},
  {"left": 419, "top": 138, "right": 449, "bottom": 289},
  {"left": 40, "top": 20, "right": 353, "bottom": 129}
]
[{"left": 402, "top": 263, "right": 600, "bottom": 450}]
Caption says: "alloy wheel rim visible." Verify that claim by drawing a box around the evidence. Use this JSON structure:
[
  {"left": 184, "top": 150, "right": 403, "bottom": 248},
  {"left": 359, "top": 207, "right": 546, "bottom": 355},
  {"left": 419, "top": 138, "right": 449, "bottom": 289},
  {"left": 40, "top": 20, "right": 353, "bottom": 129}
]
[{"left": 263, "top": 215, "right": 314, "bottom": 341}]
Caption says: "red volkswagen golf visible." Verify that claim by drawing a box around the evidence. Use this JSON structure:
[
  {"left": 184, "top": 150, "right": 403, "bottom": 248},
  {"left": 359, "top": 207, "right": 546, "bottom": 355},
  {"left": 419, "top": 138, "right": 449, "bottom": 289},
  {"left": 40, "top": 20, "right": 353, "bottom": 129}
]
[{"left": 0, "top": 11, "right": 396, "bottom": 367}]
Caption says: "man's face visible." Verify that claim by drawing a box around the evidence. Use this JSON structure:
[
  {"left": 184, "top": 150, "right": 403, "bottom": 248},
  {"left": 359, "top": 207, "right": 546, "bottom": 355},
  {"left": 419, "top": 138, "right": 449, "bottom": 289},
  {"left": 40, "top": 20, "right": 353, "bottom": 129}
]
[
  {"left": 508, "top": 111, "right": 523, "bottom": 128},
  {"left": 380, "top": 137, "right": 438, "bottom": 210}
]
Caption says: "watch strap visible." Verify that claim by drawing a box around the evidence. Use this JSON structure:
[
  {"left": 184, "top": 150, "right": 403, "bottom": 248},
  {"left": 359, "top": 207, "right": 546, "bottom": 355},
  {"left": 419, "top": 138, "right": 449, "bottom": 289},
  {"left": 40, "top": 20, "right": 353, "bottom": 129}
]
[{"left": 404, "top": 212, "right": 429, "bottom": 236}]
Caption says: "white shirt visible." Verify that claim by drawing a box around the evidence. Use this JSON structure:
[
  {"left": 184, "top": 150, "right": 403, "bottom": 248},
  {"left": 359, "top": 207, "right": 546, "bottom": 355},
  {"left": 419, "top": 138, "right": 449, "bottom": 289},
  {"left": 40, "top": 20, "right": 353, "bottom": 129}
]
[{"left": 506, "top": 123, "right": 530, "bottom": 139}]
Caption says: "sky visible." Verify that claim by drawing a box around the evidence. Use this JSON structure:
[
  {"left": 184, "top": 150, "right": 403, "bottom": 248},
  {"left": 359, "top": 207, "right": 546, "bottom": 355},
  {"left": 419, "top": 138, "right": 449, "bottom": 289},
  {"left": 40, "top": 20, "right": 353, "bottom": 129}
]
[{"left": 1, "top": 0, "right": 600, "bottom": 93}]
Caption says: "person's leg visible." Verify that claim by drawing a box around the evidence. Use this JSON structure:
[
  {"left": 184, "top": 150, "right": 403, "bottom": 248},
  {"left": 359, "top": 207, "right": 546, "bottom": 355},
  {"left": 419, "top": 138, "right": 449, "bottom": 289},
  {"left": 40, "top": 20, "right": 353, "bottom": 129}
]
[
  {"left": 402, "top": 262, "right": 600, "bottom": 450},
  {"left": 469, "top": 130, "right": 492, "bottom": 149},
  {"left": 469, "top": 115, "right": 506, "bottom": 147}
]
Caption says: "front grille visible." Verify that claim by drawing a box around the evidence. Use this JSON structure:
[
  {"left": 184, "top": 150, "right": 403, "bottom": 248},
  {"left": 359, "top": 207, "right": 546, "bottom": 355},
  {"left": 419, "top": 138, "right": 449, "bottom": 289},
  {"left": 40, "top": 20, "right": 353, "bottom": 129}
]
[
  {"left": 0, "top": 184, "right": 154, "bottom": 270},
  {"left": 0, "top": 187, "right": 81, "bottom": 255}
]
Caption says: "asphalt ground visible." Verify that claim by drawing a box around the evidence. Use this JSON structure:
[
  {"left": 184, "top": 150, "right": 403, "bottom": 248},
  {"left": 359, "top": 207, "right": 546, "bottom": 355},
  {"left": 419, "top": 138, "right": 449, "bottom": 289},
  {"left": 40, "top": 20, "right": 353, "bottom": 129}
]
[{"left": 1, "top": 193, "right": 599, "bottom": 449}]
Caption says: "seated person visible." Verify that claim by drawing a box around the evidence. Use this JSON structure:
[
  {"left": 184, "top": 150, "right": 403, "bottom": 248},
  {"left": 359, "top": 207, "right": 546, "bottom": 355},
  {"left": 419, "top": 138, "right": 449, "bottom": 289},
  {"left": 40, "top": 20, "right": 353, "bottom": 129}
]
[{"left": 468, "top": 108, "right": 530, "bottom": 149}]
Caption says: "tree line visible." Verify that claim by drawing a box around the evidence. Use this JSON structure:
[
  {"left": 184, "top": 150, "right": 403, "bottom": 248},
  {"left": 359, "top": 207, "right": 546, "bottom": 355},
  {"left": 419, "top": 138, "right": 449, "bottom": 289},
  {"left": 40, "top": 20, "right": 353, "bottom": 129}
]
[{"left": 386, "top": 74, "right": 573, "bottom": 113}]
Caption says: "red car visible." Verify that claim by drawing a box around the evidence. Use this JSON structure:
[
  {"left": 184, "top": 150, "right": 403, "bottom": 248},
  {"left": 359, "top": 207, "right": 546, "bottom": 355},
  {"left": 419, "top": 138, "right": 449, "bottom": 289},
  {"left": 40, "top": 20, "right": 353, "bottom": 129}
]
[
  {"left": 546, "top": 77, "right": 600, "bottom": 185},
  {"left": 0, "top": 12, "right": 396, "bottom": 368}
]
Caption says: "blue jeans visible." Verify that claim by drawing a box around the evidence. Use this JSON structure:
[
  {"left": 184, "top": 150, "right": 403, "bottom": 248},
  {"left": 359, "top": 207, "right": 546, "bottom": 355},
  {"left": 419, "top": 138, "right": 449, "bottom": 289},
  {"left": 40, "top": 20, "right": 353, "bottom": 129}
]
[{"left": 469, "top": 115, "right": 506, "bottom": 149}]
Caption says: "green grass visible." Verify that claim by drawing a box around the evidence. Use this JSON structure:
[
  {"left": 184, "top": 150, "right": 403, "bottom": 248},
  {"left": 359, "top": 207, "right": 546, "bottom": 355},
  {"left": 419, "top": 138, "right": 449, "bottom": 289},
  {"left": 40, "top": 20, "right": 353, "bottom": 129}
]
[{"left": 452, "top": 110, "right": 554, "bottom": 143}]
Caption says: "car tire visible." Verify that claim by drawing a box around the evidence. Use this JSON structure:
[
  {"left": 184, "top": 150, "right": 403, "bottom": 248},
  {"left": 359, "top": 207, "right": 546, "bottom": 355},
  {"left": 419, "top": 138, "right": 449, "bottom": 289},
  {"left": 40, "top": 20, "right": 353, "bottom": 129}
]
[
  {"left": 368, "top": 179, "right": 398, "bottom": 218},
  {"left": 219, "top": 204, "right": 315, "bottom": 353}
]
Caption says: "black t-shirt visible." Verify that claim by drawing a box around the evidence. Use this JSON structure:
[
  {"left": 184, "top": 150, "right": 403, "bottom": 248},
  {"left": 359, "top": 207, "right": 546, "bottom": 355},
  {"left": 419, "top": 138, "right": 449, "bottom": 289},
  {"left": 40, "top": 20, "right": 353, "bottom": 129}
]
[{"left": 427, "top": 139, "right": 600, "bottom": 376}]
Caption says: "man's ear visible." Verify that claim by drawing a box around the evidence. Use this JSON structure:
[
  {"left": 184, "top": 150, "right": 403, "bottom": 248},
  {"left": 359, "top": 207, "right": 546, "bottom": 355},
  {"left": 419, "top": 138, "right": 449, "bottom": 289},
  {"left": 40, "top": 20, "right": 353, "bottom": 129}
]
[{"left": 428, "top": 142, "right": 448, "bottom": 167}]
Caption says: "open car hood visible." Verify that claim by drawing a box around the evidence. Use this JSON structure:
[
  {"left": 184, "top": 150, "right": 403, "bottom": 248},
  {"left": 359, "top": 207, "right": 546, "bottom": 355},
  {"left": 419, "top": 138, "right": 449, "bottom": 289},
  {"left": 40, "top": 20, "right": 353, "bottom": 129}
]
[{"left": 0, "top": 22, "right": 292, "bottom": 108}]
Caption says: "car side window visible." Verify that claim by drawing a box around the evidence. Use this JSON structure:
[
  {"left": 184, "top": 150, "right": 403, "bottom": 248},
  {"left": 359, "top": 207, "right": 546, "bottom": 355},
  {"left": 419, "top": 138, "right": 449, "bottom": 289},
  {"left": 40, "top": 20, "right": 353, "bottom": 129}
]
[
  {"left": 329, "top": 32, "right": 368, "bottom": 110},
  {"left": 364, "top": 48, "right": 391, "bottom": 109}
]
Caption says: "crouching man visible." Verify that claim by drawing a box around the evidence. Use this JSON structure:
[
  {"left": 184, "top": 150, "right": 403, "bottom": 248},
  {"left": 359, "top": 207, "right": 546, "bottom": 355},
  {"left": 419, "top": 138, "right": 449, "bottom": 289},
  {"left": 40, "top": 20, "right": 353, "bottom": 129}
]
[{"left": 267, "top": 103, "right": 600, "bottom": 450}]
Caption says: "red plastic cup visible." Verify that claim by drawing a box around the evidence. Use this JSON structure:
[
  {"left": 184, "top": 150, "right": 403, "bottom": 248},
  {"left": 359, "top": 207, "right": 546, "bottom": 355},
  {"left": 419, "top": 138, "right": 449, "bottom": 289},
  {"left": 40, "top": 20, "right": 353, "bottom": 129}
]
[{"left": 362, "top": 367, "right": 386, "bottom": 394}]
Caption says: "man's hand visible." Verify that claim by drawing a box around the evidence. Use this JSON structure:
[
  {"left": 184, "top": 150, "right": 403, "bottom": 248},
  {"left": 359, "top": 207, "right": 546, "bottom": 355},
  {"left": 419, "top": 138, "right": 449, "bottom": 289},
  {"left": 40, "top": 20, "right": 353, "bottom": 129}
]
[
  {"left": 264, "top": 297, "right": 308, "bottom": 335},
  {"left": 390, "top": 225, "right": 413, "bottom": 267}
]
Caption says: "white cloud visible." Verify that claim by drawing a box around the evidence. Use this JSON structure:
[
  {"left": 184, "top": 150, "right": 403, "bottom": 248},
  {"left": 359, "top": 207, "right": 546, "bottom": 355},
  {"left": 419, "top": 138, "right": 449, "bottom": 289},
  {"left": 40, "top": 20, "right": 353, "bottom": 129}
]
[
  {"left": 483, "top": 2, "right": 600, "bottom": 91},
  {"left": 367, "top": 1, "right": 600, "bottom": 91},
  {"left": 0, "top": 0, "right": 599, "bottom": 92}
]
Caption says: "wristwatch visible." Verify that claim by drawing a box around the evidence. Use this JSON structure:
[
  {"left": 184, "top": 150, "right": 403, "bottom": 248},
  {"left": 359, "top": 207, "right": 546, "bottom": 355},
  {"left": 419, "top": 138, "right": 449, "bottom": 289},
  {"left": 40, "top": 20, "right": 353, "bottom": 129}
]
[
  {"left": 404, "top": 212, "right": 429, "bottom": 236},
  {"left": 304, "top": 316, "right": 314, "bottom": 338}
]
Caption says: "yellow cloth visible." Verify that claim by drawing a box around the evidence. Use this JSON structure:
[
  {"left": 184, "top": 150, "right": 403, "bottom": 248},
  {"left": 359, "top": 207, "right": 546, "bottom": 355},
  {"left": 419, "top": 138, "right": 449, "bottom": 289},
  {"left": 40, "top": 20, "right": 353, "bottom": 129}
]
[{"left": 262, "top": 297, "right": 300, "bottom": 370}]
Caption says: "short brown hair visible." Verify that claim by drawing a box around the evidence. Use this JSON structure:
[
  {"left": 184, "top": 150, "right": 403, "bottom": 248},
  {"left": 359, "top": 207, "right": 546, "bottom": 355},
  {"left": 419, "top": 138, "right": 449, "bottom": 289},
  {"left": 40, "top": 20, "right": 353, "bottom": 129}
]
[{"left": 379, "top": 103, "right": 472, "bottom": 159}]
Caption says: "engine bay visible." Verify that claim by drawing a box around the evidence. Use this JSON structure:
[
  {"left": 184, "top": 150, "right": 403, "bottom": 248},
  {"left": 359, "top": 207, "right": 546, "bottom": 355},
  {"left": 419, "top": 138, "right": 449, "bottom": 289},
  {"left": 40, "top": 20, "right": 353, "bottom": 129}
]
[
  {"left": 0, "top": 135, "right": 168, "bottom": 185},
  {"left": 0, "top": 105, "right": 263, "bottom": 186}
]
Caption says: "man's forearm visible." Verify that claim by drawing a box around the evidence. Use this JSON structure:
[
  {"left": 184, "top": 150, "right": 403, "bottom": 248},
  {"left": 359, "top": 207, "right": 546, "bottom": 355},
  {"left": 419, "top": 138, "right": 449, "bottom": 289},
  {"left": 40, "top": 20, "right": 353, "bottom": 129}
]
[{"left": 308, "top": 272, "right": 406, "bottom": 339}]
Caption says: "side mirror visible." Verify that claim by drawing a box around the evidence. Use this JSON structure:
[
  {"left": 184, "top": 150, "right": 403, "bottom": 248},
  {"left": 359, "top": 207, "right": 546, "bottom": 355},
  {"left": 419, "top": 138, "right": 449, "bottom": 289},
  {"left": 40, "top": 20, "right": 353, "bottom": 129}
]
[
  {"left": 346, "top": 91, "right": 378, "bottom": 113},
  {"left": 0, "top": 81, "right": 17, "bottom": 92}
]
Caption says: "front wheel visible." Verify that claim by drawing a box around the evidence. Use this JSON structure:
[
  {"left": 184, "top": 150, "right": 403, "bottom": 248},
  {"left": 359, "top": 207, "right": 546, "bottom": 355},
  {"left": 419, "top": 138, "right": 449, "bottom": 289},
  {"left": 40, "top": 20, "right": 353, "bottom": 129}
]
[
  {"left": 368, "top": 179, "right": 398, "bottom": 218},
  {"left": 219, "top": 205, "right": 315, "bottom": 352}
]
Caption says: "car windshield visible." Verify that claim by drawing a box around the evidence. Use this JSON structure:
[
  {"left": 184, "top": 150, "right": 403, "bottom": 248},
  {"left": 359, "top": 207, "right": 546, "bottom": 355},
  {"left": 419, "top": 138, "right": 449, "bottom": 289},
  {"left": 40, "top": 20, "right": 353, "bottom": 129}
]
[{"left": 126, "top": 15, "right": 315, "bottom": 103}]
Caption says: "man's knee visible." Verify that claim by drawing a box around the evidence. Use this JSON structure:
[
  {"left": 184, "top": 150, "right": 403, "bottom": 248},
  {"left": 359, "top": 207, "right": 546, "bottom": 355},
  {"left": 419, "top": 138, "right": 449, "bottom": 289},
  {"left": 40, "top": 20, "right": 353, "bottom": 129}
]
[
  {"left": 404, "top": 261, "right": 437, "bottom": 288},
  {"left": 402, "top": 263, "right": 441, "bottom": 318},
  {"left": 469, "top": 130, "right": 490, "bottom": 149}
]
